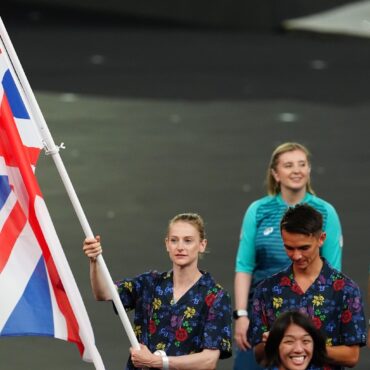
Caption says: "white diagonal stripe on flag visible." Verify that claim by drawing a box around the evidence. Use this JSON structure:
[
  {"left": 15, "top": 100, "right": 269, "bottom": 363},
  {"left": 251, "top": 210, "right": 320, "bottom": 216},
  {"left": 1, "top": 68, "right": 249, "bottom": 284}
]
[
  {"left": 0, "top": 191, "right": 16, "bottom": 232},
  {"left": 45, "top": 265, "right": 68, "bottom": 341},
  {"left": 14, "top": 117, "right": 43, "bottom": 149}
]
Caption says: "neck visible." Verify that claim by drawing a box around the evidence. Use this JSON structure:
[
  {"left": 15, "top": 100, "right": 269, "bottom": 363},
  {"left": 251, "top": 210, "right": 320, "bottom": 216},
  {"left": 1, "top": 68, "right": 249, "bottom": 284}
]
[
  {"left": 293, "top": 256, "right": 323, "bottom": 280},
  {"left": 172, "top": 265, "right": 202, "bottom": 287},
  {"left": 280, "top": 187, "right": 306, "bottom": 205}
]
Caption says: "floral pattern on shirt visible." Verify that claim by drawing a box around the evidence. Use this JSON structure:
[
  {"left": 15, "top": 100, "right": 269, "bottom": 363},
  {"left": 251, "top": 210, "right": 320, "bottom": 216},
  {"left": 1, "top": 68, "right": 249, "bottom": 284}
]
[
  {"left": 116, "top": 270, "right": 232, "bottom": 370},
  {"left": 249, "top": 259, "right": 367, "bottom": 370}
]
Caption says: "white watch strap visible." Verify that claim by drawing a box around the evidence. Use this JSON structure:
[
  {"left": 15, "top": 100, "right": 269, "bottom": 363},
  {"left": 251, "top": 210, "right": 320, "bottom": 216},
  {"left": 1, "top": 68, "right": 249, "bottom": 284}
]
[
  {"left": 154, "top": 350, "right": 169, "bottom": 370},
  {"left": 237, "top": 309, "right": 248, "bottom": 317}
]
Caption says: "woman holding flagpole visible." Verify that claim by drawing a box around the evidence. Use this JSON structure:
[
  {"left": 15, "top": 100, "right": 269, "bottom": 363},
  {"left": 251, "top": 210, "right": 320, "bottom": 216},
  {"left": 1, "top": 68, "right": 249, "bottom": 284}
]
[{"left": 83, "top": 212, "right": 232, "bottom": 370}]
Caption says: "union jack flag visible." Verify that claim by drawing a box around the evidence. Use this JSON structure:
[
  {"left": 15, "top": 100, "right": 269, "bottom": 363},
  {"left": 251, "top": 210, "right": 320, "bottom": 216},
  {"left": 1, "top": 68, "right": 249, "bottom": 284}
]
[{"left": 0, "top": 34, "right": 104, "bottom": 369}]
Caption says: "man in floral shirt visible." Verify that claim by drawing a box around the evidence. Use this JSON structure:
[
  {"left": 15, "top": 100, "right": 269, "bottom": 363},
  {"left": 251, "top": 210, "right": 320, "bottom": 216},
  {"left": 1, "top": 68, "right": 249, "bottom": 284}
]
[{"left": 249, "top": 204, "right": 367, "bottom": 370}]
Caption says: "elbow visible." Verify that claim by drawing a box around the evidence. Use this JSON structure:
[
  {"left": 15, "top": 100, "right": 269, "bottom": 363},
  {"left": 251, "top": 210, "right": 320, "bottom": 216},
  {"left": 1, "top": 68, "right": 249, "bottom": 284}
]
[
  {"left": 93, "top": 292, "right": 111, "bottom": 301},
  {"left": 344, "top": 354, "right": 359, "bottom": 368},
  {"left": 205, "top": 358, "right": 218, "bottom": 370},
  {"left": 345, "top": 346, "right": 360, "bottom": 368},
  {"left": 206, "top": 364, "right": 217, "bottom": 370},
  {"left": 202, "top": 353, "right": 219, "bottom": 370}
]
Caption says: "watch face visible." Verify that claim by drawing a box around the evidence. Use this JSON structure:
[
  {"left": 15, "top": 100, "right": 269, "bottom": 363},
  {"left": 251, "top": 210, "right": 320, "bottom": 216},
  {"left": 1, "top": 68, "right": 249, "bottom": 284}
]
[{"left": 233, "top": 310, "right": 240, "bottom": 320}]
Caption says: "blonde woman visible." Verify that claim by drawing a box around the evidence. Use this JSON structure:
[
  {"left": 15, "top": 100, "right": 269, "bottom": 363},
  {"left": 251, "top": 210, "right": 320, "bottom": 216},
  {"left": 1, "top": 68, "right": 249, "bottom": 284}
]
[{"left": 84, "top": 213, "right": 232, "bottom": 370}]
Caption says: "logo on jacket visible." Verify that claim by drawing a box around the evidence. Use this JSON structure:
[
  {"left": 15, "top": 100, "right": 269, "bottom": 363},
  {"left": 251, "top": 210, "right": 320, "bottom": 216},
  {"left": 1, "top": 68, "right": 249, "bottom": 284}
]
[{"left": 263, "top": 227, "right": 274, "bottom": 236}]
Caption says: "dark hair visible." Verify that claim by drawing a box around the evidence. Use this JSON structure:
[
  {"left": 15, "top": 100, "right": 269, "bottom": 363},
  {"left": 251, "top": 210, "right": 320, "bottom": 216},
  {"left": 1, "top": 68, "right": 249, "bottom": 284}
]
[
  {"left": 280, "top": 204, "right": 323, "bottom": 236},
  {"left": 265, "top": 311, "right": 329, "bottom": 368}
]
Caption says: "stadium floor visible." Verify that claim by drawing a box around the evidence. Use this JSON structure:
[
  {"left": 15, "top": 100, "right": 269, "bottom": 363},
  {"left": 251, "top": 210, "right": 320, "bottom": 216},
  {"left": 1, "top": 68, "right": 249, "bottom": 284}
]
[{"left": 1, "top": 6, "right": 369, "bottom": 370}]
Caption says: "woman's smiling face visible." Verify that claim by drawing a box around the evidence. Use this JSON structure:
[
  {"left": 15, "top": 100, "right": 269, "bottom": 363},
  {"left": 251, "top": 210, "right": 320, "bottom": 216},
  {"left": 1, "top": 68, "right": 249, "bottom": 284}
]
[{"left": 278, "top": 323, "right": 314, "bottom": 370}]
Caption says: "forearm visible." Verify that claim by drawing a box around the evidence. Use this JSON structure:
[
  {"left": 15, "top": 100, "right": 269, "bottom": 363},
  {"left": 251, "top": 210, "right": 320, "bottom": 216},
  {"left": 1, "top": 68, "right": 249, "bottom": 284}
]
[
  {"left": 234, "top": 272, "right": 252, "bottom": 349},
  {"left": 326, "top": 345, "right": 360, "bottom": 368},
  {"left": 168, "top": 349, "right": 220, "bottom": 370},
  {"left": 234, "top": 272, "right": 252, "bottom": 309},
  {"left": 90, "top": 259, "right": 113, "bottom": 301}
]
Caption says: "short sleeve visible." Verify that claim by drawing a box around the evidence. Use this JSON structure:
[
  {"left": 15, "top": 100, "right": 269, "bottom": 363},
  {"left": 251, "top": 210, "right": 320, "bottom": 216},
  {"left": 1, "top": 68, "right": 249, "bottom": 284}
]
[
  {"left": 321, "top": 203, "right": 343, "bottom": 271},
  {"left": 115, "top": 277, "right": 138, "bottom": 311},
  {"left": 248, "top": 284, "right": 268, "bottom": 346},
  {"left": 202, "top": 287, "right": 232, "bottom": 359},
  {"left": 115, "top": 271, "right": 157, "bottom": 310},
  {"left": 235, "top": 201, "right": 259, "bottom": 273},
  {"left": 339, "top": 280, "right": 367, "bottom": 346}
]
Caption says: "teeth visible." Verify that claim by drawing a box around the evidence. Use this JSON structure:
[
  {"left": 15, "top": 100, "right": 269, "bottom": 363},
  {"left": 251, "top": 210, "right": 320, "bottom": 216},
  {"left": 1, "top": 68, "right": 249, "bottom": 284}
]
[{"left": 291, "top": 356, "right": 305, "bottom": 365}]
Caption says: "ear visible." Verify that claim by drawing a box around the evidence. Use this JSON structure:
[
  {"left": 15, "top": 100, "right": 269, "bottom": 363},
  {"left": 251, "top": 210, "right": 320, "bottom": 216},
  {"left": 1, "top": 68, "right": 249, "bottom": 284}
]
[
  {"left": 318, "top": 232, "right": 326, "bottom": 247},
  {"left": 165, "top": 237, "right": 170, "bottom": 252},
  {"left": 271, "top": 168, "right": 280, "bottom": 183},
  {"left": 199, "top": 239, "right": 207, "bottom": 253}
]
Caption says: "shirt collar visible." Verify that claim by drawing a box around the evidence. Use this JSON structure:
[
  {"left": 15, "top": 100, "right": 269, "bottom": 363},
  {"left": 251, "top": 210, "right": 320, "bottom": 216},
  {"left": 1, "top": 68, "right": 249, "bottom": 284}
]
[
  {"left": 164, "top": 270, "right": 213, "bottom": 287},
  {"left": 277, "top": 192, "right": 313, "bottom": 206}
]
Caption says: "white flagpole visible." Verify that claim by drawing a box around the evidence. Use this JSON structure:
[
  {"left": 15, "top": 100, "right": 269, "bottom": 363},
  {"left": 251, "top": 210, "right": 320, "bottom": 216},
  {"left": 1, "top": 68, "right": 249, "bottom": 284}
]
[{"left": 0, "top": 16, "right": 140, "bottom": 360}]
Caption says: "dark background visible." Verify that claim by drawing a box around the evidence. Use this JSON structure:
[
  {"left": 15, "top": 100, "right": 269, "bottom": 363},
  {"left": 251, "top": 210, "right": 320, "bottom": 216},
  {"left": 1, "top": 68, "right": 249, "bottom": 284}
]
[{"left": 0, "top": 2, "right": 369, "bottom": 370}]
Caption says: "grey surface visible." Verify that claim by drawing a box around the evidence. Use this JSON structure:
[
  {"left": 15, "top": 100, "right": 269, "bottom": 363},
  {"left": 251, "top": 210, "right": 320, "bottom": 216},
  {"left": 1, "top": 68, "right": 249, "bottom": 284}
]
[{"left": 0, "top": 7, "right": 369, "bottom": 370}]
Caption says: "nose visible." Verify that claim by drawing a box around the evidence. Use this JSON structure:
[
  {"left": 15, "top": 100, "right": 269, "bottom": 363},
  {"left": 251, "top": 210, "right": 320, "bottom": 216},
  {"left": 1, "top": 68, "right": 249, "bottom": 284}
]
[
  {"left": 291, "top": 250, "right": 302, "bottom": 261},
  {"left": 292, "top": 340, "right": 304, "bottom": 353},
  {"left": 176, "top": 242, "right": 185, "bottom": 250}
]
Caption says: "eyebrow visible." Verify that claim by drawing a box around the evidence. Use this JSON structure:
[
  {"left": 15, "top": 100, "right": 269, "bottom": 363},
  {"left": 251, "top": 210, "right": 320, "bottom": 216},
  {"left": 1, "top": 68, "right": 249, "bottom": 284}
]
[
  {"left": 283, "top": 334, "right": 312, "bottom": 339},
  {"left": 284, "top": 244, "right": 311, "bottom": 249},
  {"left": 281, "top": 159, "right": 307, "bottom": 164}
]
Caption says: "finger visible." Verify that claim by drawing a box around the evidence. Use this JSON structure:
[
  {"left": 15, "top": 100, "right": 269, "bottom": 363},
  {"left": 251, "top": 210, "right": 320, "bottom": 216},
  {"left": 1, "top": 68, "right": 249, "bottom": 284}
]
[
  {"left": 84, "top": 237, "right": 98, "bottom": 244},
  {"left": 235, "top": 336, "right": 247, "bottom": 350}
]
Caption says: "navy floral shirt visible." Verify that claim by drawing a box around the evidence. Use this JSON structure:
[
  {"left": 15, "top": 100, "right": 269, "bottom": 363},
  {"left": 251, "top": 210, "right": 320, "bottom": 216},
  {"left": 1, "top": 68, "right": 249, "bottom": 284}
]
[
  {"left": 116, "top": 270, "right": 232, "bottom": 370},
  {"left": 249, "top": 259, "right": 367, "bottom": 370}
]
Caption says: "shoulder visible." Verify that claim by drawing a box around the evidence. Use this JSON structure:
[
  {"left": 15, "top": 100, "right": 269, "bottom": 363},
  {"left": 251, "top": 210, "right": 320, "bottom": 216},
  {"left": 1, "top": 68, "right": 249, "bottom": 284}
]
[
  {"left": 324, "top": 261, "right": 360, "bottom": 291},
  {"left": 245, "top": 195, "right": 280, "bottom": 219},
  {"left": 201, "top": 272, "right": 230, "bottom": 299},
  {"left": 251, "top": 195, "right": 278, "bottom": 208},
  {"left": 134, "top": 270, "right": 167, "bottom": 285},
  {"left": 255, "top": 266, "right": 291, "bottom": 292},
  {"left": 305, "top": 194, "right": 338, "bottom": 215}
]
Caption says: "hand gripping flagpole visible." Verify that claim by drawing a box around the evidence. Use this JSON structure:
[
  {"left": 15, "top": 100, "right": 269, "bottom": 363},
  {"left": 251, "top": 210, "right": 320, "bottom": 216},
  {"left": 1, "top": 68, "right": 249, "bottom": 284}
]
[{"left": 0, "top": 16, "right": 140, "bottom": 362}]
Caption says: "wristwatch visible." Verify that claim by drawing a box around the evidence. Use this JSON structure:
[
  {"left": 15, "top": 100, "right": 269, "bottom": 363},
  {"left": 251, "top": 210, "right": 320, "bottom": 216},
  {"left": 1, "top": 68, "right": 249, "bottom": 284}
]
[
  {"left": 154, "top": 350, "right": 169, "bottom": 370},
  {"left": 233, "top": 309, "right": 248, "bottom": 320}
]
